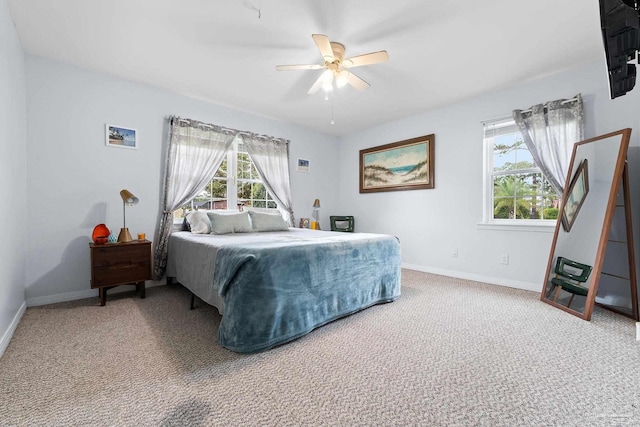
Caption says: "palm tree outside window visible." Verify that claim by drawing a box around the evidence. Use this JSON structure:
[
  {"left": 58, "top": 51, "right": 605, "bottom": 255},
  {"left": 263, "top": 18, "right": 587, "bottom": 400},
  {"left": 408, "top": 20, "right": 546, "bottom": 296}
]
[{"left": 484, "top": 118, "right": 560, "bottom": 222}]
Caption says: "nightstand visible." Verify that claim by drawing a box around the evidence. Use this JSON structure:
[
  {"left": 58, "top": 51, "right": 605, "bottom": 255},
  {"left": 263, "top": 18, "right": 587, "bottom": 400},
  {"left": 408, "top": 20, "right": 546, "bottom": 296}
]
[{"left": 89, "top": 240, "right": 152, "bottom": 306}]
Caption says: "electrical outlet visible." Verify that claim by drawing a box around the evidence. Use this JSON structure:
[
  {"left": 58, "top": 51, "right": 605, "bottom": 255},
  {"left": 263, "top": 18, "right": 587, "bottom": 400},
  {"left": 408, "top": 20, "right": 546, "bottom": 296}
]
[
  {"left": 501, "top": 254, "right": 509, "bottom": 265},
  {"left": 452, "top": 248, "right": 458, "bottom": 258}
]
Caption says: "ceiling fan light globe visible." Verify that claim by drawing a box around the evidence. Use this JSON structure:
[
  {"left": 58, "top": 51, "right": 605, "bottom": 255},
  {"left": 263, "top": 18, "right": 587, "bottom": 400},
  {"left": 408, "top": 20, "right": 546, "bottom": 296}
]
[
  {"left": 321, "top": 70, "right": 334, "bottom": 92},
  {"left": 336, "top": 71, "right": 349, "bottom": 88}
]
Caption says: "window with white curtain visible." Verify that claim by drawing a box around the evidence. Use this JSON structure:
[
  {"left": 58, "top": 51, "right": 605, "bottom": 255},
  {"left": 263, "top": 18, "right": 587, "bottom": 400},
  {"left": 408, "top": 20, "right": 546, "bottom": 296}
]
[
  {"left": 174, "top": 136, "right": 277, "bottom": 219},
  {"left": 483, "top": 117, "right": 560, "bottom": 224}
]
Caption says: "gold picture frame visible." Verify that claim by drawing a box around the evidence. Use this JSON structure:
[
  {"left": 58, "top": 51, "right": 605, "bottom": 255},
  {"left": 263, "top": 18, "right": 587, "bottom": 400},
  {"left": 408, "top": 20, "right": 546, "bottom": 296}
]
[{"left": 359, "top": 134, "right": 434, "bottom": 193}]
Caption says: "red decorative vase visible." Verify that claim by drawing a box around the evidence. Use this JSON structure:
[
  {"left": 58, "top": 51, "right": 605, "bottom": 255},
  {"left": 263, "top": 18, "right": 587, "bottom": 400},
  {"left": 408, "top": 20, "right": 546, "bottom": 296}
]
[{"left": 92, "top": 224, "right": 110, "bottom": 245}]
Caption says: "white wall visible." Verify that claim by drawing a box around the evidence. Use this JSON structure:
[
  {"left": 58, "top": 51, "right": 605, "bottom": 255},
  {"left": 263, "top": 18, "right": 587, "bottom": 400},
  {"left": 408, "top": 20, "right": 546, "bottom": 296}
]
[
  {"left": 24, "top": 56, "right": 340, "bottom": 303},
  {"left": 0, "top": 0, "right": 27, "bottom": 356},
  {"left": 337, "top": 61, "right": 640, "bottom": 291}
]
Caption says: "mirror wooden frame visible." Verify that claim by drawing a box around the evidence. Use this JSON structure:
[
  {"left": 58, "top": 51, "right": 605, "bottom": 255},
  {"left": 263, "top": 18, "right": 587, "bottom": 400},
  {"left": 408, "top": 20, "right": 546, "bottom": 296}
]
[{"left": 541, "top": 128, "right": 632, "bottom": 320}]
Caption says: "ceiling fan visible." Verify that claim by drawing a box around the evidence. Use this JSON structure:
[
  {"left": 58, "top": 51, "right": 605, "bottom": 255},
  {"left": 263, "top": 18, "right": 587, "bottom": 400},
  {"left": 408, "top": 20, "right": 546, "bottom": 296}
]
[{"left": 276, "top": 34, "right": 389, "bottom": 94}]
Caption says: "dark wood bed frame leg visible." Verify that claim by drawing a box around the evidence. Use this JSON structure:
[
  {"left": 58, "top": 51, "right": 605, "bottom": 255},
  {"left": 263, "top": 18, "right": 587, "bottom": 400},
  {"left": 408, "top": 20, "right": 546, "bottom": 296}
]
[{"left": 190, "top": 293, "right": 196, "bottom": 310}]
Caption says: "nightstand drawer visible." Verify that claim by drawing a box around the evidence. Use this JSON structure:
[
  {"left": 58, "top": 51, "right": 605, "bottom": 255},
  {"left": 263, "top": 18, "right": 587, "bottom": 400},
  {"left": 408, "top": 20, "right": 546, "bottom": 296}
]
[
  {"left": 92, "top": 262, "right": 150, "bottom": 286},
  {"left": 92, "top": 244, "right": 149, "bottom": 267}
]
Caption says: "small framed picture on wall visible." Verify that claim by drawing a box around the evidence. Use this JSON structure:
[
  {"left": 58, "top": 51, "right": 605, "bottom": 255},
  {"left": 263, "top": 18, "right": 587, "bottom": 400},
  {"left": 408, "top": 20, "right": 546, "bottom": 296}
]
[
  {"left": 106, "top": 124, "right": 137, "bottom": 149},
  {"left": 297, "top": 158, "right": 310, "bottom": 173}
]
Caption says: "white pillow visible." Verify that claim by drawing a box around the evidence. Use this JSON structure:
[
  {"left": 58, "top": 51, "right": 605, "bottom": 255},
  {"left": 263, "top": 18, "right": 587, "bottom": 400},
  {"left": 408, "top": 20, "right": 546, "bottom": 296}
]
[
  {"left": 248, "top": 210, "right": 289, "bottom": 232},
  {"left": 207, "top": 211, "right": 252, "bottom": 234},
  {"left": 186, "top": 211, "right": 211, "bottom": 234}
]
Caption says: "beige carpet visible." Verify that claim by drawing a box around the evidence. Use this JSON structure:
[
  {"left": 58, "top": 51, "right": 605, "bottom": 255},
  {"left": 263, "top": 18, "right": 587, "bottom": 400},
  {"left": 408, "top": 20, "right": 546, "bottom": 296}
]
[{"left": 2, "top": 270, "right": 640, "bottom": 426}]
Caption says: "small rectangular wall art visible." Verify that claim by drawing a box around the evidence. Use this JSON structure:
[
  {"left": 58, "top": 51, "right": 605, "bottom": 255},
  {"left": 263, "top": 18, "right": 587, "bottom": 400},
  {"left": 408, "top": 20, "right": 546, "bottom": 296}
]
[
  {"left": 106, "top": 124, "right": 137, "bottom": 149},
  {"left": 297, "top": 158, "right": 310, "bottom": 173}
]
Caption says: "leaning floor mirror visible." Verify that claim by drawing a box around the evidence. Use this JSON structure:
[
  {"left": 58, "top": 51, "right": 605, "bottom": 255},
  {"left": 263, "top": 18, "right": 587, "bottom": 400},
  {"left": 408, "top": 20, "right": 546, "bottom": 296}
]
[{"left": 541, "top": 128, "right": 638, "bottom": 321}]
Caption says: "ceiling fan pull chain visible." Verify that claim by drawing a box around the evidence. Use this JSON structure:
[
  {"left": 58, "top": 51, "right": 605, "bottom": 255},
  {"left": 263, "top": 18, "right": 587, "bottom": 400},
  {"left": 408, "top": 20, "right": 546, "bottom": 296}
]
[{"left": 330, "top": 96, "right": 335, "bottom": 125}]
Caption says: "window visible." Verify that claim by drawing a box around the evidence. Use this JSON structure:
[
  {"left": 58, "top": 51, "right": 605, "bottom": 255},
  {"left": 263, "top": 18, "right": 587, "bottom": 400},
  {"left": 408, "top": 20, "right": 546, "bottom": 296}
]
[
  {"left": 174, "top": 137, "right": 277, "bottom": 219},
  {"left": 483, "top": 118, "right": 560, "bottom": 224}
]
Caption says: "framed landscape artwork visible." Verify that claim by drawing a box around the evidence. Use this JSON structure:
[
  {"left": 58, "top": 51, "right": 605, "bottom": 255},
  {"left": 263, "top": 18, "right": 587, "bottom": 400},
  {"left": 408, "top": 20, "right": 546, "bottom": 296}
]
[
  {"left": 106, "top": 124, "right": 137, "bottom": 149},
  {"left": 561, "top": 159, "right": 589, "bottom": 232},
  {"left": 359, "top": 134, "right": 434, "bottom": 193}
]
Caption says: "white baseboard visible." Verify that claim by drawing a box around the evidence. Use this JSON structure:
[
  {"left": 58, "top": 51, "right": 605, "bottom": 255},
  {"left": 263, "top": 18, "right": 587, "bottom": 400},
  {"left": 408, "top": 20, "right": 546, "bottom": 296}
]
[
  {"left": 0, "top": 301, "right": 27, "bottom": 359},
  {"left": 27, "top": 289, "right": 98, "bottom": 307},
  {"left": 402, "top": 263, "right": 541, "bottom": 293},
  {"left": 26, "top": 280, "right": 166, "bottom": 307}
]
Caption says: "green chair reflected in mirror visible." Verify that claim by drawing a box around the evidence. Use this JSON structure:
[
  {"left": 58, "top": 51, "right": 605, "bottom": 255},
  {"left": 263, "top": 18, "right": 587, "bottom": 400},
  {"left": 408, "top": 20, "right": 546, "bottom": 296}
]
[
  {"left": 548, "top": 256, "right": 593, "bottom": 309},
  {"left": 330, "top": 216, "right": 354, "bottom": 232}
]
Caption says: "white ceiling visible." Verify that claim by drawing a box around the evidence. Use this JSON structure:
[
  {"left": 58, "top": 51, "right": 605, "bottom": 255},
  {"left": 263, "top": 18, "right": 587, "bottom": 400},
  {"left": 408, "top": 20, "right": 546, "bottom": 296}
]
[{"left": 8, "top": 0, "right": 605, "bottom": 136}]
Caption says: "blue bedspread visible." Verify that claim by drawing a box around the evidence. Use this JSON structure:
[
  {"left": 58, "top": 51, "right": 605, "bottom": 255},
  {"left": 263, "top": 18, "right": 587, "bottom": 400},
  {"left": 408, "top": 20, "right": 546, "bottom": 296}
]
[{"left": 212, "top": 234, "right": 401, "bottom": 353}]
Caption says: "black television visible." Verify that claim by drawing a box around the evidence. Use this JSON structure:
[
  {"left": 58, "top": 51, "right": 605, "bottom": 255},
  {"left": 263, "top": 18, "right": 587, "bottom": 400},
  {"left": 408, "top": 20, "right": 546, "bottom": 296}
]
[{"left": 600, "top": 0, "right": 640, "bottom": 98}]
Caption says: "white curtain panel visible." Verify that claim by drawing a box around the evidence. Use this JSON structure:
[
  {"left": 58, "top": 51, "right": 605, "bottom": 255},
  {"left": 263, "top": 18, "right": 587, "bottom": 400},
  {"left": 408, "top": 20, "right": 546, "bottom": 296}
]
[
  {"left": 513, "top": 94, "right": 584, "bottom": 195},
  {"left": 153, "top": 118, "right": 235, "bottom": 279},
  {"left": 241, "top": 134, "right": 295, "bottom": 227}
]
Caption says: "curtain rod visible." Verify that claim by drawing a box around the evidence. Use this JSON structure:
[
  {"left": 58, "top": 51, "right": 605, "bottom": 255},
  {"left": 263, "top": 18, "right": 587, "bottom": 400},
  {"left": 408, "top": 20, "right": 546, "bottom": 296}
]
[
  {"left": 517, "top": 96, "right": 580, "bottom": 115},
  {"left": 167, "top": 115, "right": 289, "bottom": 144},
  {"left": 168, "top": 116, "right": 221, "bottom": 130},
  {"left": 481, "top": 96, "right": 580, "bottom": 125}
]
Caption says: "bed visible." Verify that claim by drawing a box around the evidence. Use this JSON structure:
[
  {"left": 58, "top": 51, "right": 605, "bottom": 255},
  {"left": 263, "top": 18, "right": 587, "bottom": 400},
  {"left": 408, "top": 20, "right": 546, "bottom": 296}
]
[{"left": 166, "top": 227, "right": 401, "bottom": 353}]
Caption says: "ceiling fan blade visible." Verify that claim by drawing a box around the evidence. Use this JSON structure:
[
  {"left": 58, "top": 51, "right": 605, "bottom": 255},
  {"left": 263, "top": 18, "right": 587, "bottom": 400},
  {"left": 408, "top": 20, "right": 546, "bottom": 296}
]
[
  {"left": 312, "top": 34, "right": 334, "bottom": 62},
  {"left": 346, "top": 72, "right": 370, "bottom": 91},
  {"left": 307, "top": 73, "right": 326, "bottom": 94},
  {"left": 342, "top": 51, "right": 389, "bottom": 68},
  {"left": 276, "top": 64, "right": 323, "bottom": 71}
]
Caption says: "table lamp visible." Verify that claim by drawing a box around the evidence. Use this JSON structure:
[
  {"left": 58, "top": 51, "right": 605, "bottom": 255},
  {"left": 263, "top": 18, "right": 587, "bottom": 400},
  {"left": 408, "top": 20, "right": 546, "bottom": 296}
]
[
  {"left": 117, "top": 189, "right": 139, "bottom": 242},
  {"left": 312, "top": 198, "right": 321, "bottom": 230}
]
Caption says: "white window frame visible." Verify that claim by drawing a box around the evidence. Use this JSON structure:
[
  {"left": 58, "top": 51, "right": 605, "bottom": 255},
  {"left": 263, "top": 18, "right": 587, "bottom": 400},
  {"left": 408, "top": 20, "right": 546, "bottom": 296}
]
[
  {"left": 174, "top": 137, "right": 277, "bottom": 222},
  {"left": 480, "top": 117, "right": 557, "bottom": 232},
  {"left": 227, "top": 139, "right": 278, "bottom": 209}
]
